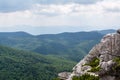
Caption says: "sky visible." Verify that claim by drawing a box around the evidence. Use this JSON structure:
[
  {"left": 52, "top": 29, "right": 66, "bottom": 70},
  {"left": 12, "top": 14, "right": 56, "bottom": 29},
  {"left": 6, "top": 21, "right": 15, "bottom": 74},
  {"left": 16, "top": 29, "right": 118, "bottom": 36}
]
[{"left": 0, "top": 0, "right": 120, "bottom": 34}]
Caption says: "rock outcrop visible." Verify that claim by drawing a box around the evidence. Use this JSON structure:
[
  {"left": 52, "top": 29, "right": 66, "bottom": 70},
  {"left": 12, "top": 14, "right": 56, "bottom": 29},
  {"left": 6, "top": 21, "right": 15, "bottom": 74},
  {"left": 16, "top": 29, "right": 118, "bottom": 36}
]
[
  {"left": 59, "top": 29, "right": 120, "bottom": 80},
  {"left": 58, "top": 72, "right": 71, "bottom": 80}
]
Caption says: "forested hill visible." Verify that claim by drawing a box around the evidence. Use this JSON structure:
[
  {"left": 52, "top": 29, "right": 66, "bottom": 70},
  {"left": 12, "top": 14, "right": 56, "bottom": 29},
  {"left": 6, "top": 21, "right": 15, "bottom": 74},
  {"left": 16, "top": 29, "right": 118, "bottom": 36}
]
[
  {"left": 0, "top": 29, "right": 115, "bottom": 80},
  {"left": 0, "top": 31, "right": 33, "bottom": 37},
  {"left": 0, "top": 29, "right": 115, "bottom": 61},
  {"left": 0, "top": 45, "right": 75, "bottom": 80}
]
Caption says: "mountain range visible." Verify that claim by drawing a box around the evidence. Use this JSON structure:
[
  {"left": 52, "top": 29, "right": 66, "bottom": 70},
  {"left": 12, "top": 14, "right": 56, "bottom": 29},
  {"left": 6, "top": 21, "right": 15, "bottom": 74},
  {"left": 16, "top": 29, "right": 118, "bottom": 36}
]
[
  {"left": 0, "top": 29, "right": 115, "bottom": 80},
  {"left": 0, "top": 29, "right": 115, "bottom": 61}
]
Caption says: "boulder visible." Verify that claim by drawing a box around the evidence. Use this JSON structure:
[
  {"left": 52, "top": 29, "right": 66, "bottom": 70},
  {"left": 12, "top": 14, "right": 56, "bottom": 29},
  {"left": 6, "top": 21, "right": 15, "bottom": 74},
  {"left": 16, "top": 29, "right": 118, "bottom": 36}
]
[
  {"left": 58, "top": 72, "right": 71, "bottom": 80},
  {"left": 117, "top": 29, "right": 120, "bottom": 34}
]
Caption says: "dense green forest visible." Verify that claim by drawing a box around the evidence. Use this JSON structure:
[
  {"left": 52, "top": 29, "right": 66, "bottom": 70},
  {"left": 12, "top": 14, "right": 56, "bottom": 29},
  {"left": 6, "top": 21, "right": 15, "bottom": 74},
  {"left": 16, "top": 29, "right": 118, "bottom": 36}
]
[
  {"left": 0, "top": 30, "right": 115, "bottom": 80},
  {"left": 0, "top": 46, "right": 75, "bottom": 80},
  {"left": 0, "top": 31, "right": 110, "bottom": 61}
]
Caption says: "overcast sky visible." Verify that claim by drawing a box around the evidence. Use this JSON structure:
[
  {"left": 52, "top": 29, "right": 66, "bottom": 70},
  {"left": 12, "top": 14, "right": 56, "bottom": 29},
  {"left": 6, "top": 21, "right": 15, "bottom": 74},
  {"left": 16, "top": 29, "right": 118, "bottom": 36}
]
[{"left": 0, "top": 0, "right": 120, "bottom": 34}]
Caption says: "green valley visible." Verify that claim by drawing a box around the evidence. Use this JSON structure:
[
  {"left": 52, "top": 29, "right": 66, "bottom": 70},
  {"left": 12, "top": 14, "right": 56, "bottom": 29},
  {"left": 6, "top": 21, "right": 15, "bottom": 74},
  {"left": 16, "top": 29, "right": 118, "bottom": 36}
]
[
  {"left": 0, "top": 46, "right": 75, "bottom": 80},
  {"left": 0, "top": 29, "right": 115, "bottom": 80},
  {"left": 0, "top": 31, "right": 109, "bottom": 61}
]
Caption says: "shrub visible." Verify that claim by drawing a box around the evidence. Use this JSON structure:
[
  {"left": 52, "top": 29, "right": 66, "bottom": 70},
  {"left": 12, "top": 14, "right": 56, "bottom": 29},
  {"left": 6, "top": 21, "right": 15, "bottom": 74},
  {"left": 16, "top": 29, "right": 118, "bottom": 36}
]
[
  {"left": 85, "top": 57, "right": 100, "bottom": 72},
  {"left": 88, "top": 57, "right": 100, "bottom": 67},
  {"left": 52, "top": 78, "right": 61, "bottom": 80},
  {"left": 72, "top": 74, "right": 99, "bottom": 80},
  {"left": 113, "top": 57, "right": 120, "bottom": 71},
  {"left": 88, "top": 66, "right": 101, "bottom": 72}
]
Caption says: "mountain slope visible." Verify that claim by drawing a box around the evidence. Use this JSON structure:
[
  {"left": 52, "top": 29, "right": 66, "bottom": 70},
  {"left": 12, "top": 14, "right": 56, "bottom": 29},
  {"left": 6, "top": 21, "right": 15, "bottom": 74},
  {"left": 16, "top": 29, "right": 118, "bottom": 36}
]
[
  {"left": 0, "top": 30, "right": 115, "bottom": 61},
  {"left": 0, "top": 45, "right": 76, "bottom": 80},
  {"left": 0, "top": 31, "right": 33, "bottom": 37},
  {"left": 97, "top": 29, "right": 116, "bottom": 35},
  {"left": 35, "top": 31, "right": 103, "bottom": 61}
]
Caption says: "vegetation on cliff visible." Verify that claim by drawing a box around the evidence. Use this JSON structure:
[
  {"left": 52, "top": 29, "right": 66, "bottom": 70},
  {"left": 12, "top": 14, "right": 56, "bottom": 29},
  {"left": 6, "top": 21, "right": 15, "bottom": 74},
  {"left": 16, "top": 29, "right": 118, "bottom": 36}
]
[{"left": 72, "top": 74, "right": 99, "bottom": 80}]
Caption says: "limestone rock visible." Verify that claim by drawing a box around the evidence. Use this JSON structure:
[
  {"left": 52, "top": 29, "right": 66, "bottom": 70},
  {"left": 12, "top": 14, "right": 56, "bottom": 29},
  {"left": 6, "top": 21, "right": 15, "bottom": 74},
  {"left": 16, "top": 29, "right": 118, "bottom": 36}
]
[
  {"left": 58, "top": 72, "right": 71, "bottom": 80},
  {"left": 100, "top": 76, "right": 115, "bottom": 80},
  {"left": 63, "top": 29, "right": 120, "bottom": 80},
  {"left": 117, "top": 29, "right": 120, "bottom": 34}
]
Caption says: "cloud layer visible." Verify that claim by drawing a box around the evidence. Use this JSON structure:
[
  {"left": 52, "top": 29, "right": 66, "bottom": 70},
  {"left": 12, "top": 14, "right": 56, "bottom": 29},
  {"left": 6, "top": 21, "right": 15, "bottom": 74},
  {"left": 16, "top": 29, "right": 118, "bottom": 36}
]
[
  {"left": 0, "top": 0, "right": 120, "bottom": 32},
  {"left": 0, "top": 0, "right": 102, "bottom": 12}
]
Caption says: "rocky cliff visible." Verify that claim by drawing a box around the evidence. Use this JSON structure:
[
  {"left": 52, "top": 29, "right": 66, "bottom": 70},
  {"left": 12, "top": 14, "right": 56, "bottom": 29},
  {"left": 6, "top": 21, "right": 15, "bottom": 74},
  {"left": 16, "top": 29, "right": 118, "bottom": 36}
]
[{"left": 59, "top": 29, "right": 120, "bottom": 80}]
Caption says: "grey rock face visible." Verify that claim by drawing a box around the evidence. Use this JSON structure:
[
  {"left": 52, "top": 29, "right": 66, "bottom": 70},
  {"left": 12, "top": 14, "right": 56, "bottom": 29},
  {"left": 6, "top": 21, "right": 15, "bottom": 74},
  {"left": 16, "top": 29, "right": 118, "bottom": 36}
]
[
  {"left": 64, "top": 29, "right": 120, "bottom": 80},
  {"left": 117, "top": 29, "right": 120, "bottom": 34},
  {"left": 58, "top": 72, "right": 71, "bottom": 80},
  {"left": 100, "top": 76, "right": 115, "bottom": 80}
]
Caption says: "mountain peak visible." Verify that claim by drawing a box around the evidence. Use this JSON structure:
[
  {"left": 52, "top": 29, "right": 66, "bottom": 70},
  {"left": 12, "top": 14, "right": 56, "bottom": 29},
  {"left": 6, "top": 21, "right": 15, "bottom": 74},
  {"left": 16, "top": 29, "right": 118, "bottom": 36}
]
[
  {"left": 0, "top": 31, "right": 33, "bottom": 37},
  {"left": 59, "top": 29, "right": 120, "bottom": 80}
]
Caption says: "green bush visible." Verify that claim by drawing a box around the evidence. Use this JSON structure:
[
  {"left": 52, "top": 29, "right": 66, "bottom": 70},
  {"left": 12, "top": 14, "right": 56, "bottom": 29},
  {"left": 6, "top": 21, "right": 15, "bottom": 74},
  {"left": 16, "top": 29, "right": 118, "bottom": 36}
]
[
  {"left": 72, "top": 74, "right": 99, "bottom": 80},
  {"left": 85, "top": 57, "right": 100, "bottom": 72},
  {"left": 88, "top": 66, "right": 101, "bottom": 72},
  {"left": 88, "top": 57, "right": 100, "bottom": 67},
  {"left": 113, "top": 57, "right": 120, "bottom": 71},
  {"left": 52, "top": 78, "right": 61, "bottom": 80},
  {"left": 113, "top": 57, "right": 120, "bottom": 64}
]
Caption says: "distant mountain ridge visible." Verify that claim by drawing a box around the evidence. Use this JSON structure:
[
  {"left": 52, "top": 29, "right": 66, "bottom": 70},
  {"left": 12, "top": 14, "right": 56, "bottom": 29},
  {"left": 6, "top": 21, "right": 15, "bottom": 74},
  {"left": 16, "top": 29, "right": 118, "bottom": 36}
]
[
  {"left": 0, "top": 29, "right": 116, "bottom": 61},
  {"left": 0, "top": 31, "right": 33, "bottom": 37},
  {"left": 97, "top": 29, "right": 116, "bottom": 35},
  {"left": 0, "top": 29, "right": 115, "bottom": 36}
]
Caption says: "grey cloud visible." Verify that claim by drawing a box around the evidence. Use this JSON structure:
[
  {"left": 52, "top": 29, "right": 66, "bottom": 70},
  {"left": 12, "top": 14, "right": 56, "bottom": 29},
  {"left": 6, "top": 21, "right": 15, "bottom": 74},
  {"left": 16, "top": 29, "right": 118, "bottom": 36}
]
[
  {"left": 34, "top": 0, "right": 103, "bottom": 4},
  {"left": 0, "top": 0, "right": 102, "bottom": 12},
  {"left": 105, "top": 8, "right": 120, "bottom": 13},
  {"left": 0, "top": 0, "right": 33, "bottom": 12}
]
